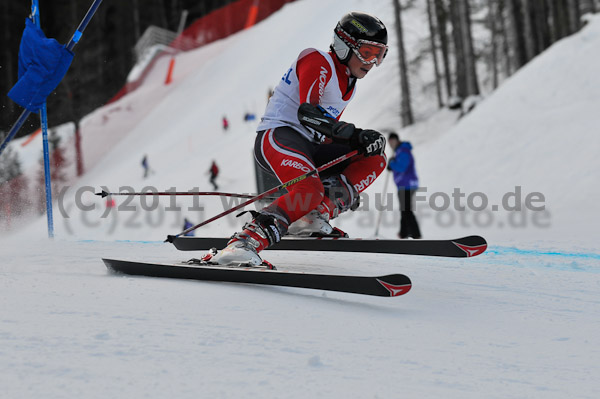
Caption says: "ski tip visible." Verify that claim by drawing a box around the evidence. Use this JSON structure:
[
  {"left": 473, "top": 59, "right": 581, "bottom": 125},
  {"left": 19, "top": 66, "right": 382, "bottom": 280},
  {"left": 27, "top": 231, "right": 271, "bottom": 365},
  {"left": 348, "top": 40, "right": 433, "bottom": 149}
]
[
  {"left": 376, "top": 275, "right": 412, "bottom": 297},
  {"left": 453, "top": 241, "right": 487, "bottom": 257},
  {"left": 165, "top": 235, "right": 176, "bottom": 243},
  {"left": 469, "top": 235, "right": 488, "bottom": 245},
  {"left": 450, "top": 236, "right": 488, "bottom": 257},
  {"left": 102, "top": 258, "right": 118, "bottom": 273}
]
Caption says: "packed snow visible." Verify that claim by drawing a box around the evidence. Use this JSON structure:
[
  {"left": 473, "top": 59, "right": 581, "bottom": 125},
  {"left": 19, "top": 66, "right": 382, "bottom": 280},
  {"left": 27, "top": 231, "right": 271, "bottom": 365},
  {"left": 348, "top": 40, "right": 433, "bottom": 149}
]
[{"left": 1, "top": 0, "right": 599, "bottom": 398}]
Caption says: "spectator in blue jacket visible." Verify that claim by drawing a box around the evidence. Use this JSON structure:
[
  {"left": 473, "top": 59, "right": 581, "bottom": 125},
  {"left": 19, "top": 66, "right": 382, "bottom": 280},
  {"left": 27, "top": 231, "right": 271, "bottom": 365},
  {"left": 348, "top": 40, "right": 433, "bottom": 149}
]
[{"left": 387, "top": 132, "right": 421, "bottom": 239}]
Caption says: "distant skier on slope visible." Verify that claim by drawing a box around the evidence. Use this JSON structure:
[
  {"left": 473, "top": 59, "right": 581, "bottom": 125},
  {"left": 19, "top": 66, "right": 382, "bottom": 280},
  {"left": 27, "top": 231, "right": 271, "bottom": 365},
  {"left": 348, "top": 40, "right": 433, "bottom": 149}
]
[
  {"left": 208, "top": 160, "right": 219, "bottom": 190},
  {"left": 141, "top": 155, "right": 150, "bottom": 178},
  {"left": 207, "top": 12, "right": 389, "bottom": 266},
  {"left": 222, "top": 116, "right": 229, "bottom": 132}
]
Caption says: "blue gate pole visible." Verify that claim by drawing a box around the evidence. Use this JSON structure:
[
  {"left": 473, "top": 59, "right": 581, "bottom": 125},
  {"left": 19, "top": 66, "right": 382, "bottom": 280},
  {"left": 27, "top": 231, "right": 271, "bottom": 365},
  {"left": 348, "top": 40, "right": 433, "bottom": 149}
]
[{"left": 32, "top": 0, "right": 54, "bottom": 238}]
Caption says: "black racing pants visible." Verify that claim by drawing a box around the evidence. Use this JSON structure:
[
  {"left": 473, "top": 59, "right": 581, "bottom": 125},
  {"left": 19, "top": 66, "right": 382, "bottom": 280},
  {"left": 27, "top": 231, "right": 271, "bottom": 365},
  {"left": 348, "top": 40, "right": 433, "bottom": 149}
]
[{"left": 398, "top": 188, "right": 421, "bottom": 239}]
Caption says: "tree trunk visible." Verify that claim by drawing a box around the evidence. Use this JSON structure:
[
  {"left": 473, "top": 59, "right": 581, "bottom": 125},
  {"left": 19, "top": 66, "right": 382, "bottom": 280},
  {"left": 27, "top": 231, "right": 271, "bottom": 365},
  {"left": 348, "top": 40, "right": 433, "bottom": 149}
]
[
  {"left": 521, "top": 0, "right": 536, "bottom": 59},
  {"left": 434, "top": 0, "right": 453, "bottom": 97},
  {"left": 488, "top": 0, "right": 499, "bottom": 89},
  {"left": 531, "top": 0, "right": 552, "bottom": 52},
  {"left": 508, "top": 0, "right": 529, "bottom": 67},
  {"left": 156, "top": 0, "right": 169, "bottom": 28},
  {"left": 427, "top": 0, "right": 444, "bottom": 106},
  {"left": 497, "top": 0, "right": 513, "bottom": 77},
  {"left": 392, "top": 0, "right": 414, "bottom": 126},
  {"left": 458, "top": 0, "right": 480, "bottom": 95},
  {"left": 74, "top": 120, "right": 84, "bottom": 177},
  {"left": 553, "top": 0, "right": 570, "bottom": 39},
  {"left": 171, "top": 0, "right": 181, "bottom": 32},
  {"left": 570, "top": 0, "right": 582, "bottom": 31},
  {"left": 449, "top": 0, "right": 467, "bottom": 98},
  {"left": 132, "top": 0, "right": 141, "bottom": 41},
  {"left": 1, "top": 2, "right": 16, "bottom": 116}
]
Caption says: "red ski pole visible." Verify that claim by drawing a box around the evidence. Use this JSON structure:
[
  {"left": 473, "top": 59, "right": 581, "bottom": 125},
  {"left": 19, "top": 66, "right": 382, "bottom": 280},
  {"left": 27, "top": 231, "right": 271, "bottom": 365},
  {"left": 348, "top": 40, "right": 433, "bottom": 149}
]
[
  {"left": 165, "top": 150, "right": 359, "bottom": 242},
  {"left": 96, "top": 190, "right": 267, "bottom": 200}
]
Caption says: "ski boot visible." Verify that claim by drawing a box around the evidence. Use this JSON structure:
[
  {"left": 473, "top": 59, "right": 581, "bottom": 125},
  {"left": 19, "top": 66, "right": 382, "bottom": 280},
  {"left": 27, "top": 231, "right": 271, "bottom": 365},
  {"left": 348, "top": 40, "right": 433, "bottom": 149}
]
[
  {"left": 201, "top": 211, "right": 287, "bottom": 268},
  {"left": 288, "top": 175, "right": 358, "bottom": 238},
  {"left": 287, "top": 201, "right": 344, "bottom": 237}
]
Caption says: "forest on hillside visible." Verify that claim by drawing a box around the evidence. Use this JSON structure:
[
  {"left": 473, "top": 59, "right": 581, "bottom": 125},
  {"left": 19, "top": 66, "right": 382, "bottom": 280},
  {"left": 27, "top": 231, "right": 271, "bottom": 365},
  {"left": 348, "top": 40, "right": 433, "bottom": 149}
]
[
  {"left": 0, "top": 0, "right": 238, "bottom": 137},
  {"left": 392, "top": 0, "right": 597, "bottom": 126}
]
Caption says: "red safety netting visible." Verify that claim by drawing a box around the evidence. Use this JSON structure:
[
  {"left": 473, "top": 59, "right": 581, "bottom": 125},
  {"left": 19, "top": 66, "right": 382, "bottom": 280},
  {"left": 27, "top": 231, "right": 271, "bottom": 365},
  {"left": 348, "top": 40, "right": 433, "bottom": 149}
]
[{"left": 110, "top": 0, "right": 295, "bottom": 103}]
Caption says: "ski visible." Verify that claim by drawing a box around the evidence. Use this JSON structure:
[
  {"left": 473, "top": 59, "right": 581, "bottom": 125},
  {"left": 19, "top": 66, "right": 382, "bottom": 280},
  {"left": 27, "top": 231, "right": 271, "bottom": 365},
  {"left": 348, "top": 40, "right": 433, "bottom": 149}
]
[
  {"left": 103, "top": 258, "right": 412, "bottom": 297},
  {"left": 170, "top": 235, "right": 487, "bottom": 258}
]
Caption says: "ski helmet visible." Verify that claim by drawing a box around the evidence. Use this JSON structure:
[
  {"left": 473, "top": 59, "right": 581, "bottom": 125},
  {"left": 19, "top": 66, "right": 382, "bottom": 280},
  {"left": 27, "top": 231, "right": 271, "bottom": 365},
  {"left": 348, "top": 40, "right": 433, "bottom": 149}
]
[{"left": 330, "top": 12, "right": 388, "bottom": 66}]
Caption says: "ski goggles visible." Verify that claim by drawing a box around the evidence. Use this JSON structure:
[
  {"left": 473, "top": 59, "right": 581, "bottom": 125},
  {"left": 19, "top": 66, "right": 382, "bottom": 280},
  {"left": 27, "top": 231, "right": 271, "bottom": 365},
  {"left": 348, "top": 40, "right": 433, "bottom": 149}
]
[{"left": 352, "top": 40, "right": 388, "bottom": 66}]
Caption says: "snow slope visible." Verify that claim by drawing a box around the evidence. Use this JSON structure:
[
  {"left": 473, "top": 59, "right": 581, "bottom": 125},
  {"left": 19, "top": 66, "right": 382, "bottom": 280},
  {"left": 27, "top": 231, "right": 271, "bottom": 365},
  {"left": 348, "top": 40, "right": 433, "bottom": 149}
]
[
  {"left": 2, "top": 238, "right": 598, "bottom": 399},
  {"left": 1, "top": 1, "right": 599, "bottom": 398}
]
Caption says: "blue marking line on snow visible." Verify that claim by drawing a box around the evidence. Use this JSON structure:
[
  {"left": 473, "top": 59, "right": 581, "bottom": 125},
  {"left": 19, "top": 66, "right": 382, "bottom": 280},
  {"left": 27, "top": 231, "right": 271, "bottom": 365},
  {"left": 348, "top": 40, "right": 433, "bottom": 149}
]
[
  {"left": 484, "top": 245, "right": 600, "bottom": 273},
  {"left": 488, "top": 246, "right": 600, "bottom": 260},
  {"left": 115, "top": 240, "right": 163, "bottom": 244},
  {"left": 76, "top": 239, "right": 163, "bottom": 244}
]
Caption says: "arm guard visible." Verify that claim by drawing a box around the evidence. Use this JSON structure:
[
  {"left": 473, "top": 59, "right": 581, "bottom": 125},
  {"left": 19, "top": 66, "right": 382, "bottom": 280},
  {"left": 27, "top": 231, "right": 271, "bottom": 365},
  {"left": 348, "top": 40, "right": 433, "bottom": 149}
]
[{"left": 297, "top": 103, "right": 339, "bottom": 137}]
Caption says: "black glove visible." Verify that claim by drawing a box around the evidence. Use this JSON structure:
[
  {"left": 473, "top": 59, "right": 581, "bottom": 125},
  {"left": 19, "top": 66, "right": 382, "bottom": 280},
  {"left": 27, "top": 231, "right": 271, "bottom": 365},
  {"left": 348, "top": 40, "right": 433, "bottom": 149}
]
[
  {"left": 331, "top": 122, "right": 385, "bottom": 157},
  {"left": 351, "top": 129, "right": 386, "bottom": 157},
  {"left": 330, "top": 121, "right": 356, "bottom": 141}
]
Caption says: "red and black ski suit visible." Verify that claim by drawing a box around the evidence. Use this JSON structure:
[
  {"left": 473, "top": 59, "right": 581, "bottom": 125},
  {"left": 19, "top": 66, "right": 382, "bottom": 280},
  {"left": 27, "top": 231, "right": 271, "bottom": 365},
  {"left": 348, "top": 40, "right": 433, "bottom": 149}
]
[{"left": 254, "top": 48, "right": 386, "bottom": 225}]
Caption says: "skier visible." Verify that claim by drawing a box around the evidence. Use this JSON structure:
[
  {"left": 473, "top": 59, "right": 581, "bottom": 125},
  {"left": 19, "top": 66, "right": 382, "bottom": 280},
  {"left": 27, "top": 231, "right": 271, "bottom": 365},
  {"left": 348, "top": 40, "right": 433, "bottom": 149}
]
[
  {"left": 387, "top": 132, "right": 421, "bottom": 239},
  {"left": 222, "top": 116, "right": 229, "bottom": 132},
  {"left": 141, "top": 155, "right": 150, "bottom": 178},
  {"left": 208, "top": 12, "right": 389, "bottom": 265},
  {"left": 208, "top": 161, "right": 219, "bottom": 190}
]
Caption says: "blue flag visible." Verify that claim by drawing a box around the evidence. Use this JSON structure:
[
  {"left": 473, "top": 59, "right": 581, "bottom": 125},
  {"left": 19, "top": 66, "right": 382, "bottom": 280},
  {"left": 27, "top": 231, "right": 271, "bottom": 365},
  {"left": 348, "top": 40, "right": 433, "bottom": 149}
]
[
  {"left": 183, "top": 218, "right": 195, "bottom": 236},
  {"left": 7, "top": 18, "right": 74, "bottom": 112}
]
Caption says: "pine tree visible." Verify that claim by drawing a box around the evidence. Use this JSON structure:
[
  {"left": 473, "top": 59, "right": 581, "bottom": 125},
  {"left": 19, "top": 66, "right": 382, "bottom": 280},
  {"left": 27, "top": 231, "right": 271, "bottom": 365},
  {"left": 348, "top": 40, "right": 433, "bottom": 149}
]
[
  {"left": 0, "top": 141, "right": 29, "bottom": 226},
  {"left": 0, "top": 143, "right": 20, "bottom": 185}
]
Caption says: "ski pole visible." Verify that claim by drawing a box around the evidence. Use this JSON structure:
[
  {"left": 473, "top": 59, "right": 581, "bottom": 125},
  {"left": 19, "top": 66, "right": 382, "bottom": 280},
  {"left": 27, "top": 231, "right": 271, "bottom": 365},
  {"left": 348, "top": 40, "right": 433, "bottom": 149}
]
[
  {"left": 374, "top": 170, "right": 391, "bottom": 237},
  {"left": 165, "top": 149, "right": 360, "bottom": 242},
  {"left": 96, "top": 190, "right": 276, "bottom": 200}
]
